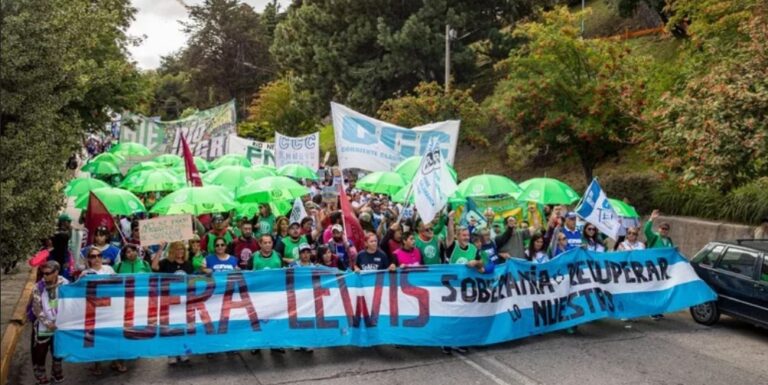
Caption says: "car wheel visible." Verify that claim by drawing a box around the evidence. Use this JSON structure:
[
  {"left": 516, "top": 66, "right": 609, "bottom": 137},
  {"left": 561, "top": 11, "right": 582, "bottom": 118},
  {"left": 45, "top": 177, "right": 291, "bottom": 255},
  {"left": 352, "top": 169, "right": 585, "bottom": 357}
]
[{"left": 690, "top": 301, "right": 720, "bottom": 325}]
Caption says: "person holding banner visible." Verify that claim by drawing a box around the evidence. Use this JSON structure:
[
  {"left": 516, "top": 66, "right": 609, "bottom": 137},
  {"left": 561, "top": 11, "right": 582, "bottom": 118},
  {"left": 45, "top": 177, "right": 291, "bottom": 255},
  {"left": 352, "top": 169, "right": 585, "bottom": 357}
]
[
  {"left": 113, "top": 244, "right": 151, "bottom": 274},
  {"left": 316, "top": 245, "right": 341, "bottom": 270},
  {"left": 526, "top": 234, "right": 550, "bottom": 264},
  {"left": 252, "top": 234, "right": 283, "bottom": 271},
  {"left": 202, "top": 237, "right": 239, "bottom": 273},
  {"left": 30, "top": 261, "right": 68, "bottom": 385},
  {"left": 618, "top": 227, "right": 645, "bottom": 251},
  {"left": 81, "top": 248, "right": 116, "bottom": 276},
  {"left": 289, "top": 244, "right": 315, "bottom": 268},
  {"left": 276, "top": 221, "right": 308, "bottom": 264},
  {"left": 392, "top": 232, "right": 422, "bottom": 267},
  {"left": 155, "top": 241, "right": 193, "bottom": 275},
  {"left": 581, "top": 223, "right": 606, "bottom": 252},
  {"left": 354, "top": 234, "right": 395, "bottom": 272}
]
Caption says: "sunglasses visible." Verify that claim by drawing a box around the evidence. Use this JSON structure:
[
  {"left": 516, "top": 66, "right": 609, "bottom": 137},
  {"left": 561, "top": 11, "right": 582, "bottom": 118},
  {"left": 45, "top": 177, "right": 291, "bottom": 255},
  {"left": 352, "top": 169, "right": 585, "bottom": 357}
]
[
  {"left": 215, "top": 243, "right": 226, "bottom": 247},
  {"left": 628, "top": 231, "right": 638, "bottom": 235},
  {"left": 586, "top": 228, "right": 596, "bottom": 232},
  {"left": 88, "top": 253, "right": 102, "bottom": 258},
  {"left": 42, "top": 270, "right": 56, "bottom": 276},
  {"left": 660, "top": 227, "right": 670, "bottom": 231}
]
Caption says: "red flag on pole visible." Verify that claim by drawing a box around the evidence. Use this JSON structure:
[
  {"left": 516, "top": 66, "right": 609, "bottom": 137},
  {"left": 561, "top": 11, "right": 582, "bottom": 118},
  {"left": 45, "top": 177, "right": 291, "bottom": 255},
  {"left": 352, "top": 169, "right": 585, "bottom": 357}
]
[
  {"left": 84, "top": 192, "right": 115, "bottom": 244},
  {"left": 181, "top": 134, "right": 203, "bottom": 187},
  {"left": 338, "top": 184, "right": 365, "bottom": 256}
]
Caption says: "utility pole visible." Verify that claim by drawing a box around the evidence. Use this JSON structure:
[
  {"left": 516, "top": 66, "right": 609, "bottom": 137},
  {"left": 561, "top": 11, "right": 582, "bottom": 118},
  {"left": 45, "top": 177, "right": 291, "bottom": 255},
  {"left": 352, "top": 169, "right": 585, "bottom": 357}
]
[
  {"left": 581, "top": 0, "right": 586, "bottom": 35},
  {"left": 444, "top": 24, "right": 450, "bottom": 94}
]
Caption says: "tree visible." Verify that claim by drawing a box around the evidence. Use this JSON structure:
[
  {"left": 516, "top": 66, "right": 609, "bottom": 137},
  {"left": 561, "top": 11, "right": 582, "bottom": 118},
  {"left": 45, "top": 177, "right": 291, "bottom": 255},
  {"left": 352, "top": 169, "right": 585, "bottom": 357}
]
[
  {"left": 180, "top": 0, "right": 275, "bottom": 116},
  {"left": 271, "top": 0, "right": 539, "bottom": 115},
  {"left": 486, "top": 7, "right": 647, "bottom": 185},
  {"left": 1, "top": 0, "right": 143, "bottom": 266},
  {"left": 238, "top": 77, "right": 319, "bottom": 141},
  {"left": 650, "top": 9, "right": 768, "bottom": 191},
  {"left": 377, "top": 82, "right": 489, "bottom": 147}
]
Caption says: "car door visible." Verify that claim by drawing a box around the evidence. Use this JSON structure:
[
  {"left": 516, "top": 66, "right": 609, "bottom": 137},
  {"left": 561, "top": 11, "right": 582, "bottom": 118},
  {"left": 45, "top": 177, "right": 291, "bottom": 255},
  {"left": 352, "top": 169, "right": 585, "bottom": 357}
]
[
  {"left": 712, "top": 246, "right": 761, "bottom": 321},
  {"left": 752, "top": 254, "right": 768, "bottom": 325}
]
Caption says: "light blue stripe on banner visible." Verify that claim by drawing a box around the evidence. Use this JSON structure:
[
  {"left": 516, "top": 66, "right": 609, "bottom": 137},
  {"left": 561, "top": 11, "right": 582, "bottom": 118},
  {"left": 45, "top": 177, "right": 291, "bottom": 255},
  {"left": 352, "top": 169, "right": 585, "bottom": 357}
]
[
  {"left": 54, "top": 279, "right": 715, "bottom": 362},
  {"left": 59, "top": 248, "right": 692, "bottom": 298}
]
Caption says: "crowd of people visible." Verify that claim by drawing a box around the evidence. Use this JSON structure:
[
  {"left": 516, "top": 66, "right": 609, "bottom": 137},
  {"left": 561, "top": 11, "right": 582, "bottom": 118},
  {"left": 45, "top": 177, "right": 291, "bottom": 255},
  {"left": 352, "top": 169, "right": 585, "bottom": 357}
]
[{"left": 28, "top": 169, "right": 688, "bottom": 384}]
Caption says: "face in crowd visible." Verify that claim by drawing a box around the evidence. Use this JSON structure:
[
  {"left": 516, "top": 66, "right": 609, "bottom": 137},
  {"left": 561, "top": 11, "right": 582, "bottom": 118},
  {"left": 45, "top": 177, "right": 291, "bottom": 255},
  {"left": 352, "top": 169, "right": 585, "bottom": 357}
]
[
  {"left": 365, "top": 234, "right": 378, "bottom": 251},
  {"left": 419, "top": 222, "right": 434, "bottom": 240},
  {"left": 214, "top": 239, "right": 227, "bottom": 255},
  {"left": 288, "top": 223, "right": 301, "bottom": 239},
  {"left": 259, "top": 234, "right": 273, "bottom": 253},
  {"left": 457, "top": 228, "right": 470, "bottom": 246},
  {"left": 626, "top": 227, "right": 639, "bottom": 242},
  {"left": 241, "top": 223, "right": 253, "bottom": 239},
  {"left": 42, "top": 264, "right": 59, "bottom": 285}
]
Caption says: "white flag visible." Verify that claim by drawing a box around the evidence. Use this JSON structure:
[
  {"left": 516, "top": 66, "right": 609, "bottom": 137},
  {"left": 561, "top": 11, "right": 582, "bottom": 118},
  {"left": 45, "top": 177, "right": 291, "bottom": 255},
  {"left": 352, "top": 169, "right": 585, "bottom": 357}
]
[
  {"left": 412, "top": 138, "right": 458, "bottom": 224},
  {"left": 575, "top": 179, "right": 621, "bottom": 240},
  {"left": 289, "top": 197, "right": 308, "bottom": 225}
]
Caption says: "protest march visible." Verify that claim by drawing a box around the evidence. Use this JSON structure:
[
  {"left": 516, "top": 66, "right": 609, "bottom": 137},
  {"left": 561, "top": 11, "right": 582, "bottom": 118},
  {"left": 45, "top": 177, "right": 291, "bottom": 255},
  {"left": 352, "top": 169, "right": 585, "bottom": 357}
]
[{"left": 24, "top": 101, "right": 720, "bottom": 383}]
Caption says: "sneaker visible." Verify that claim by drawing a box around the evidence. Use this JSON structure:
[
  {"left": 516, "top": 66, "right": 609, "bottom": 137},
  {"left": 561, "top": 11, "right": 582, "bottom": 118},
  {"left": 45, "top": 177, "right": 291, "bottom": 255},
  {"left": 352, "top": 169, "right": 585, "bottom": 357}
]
[
  {"left": 179, "top": 355, "right": 190, "bottom": 364},
  {"left": 168, "top": 357, "right": 178, "bottom": 366},
  {"left": 651, "top": 314, "right": 664, "bottom": 321},
  {"left": 454, "top": 347, "right": 468, "bottom": 354},
  {"left": 441, "top": 346, "right": 452, "bottom": 355}
]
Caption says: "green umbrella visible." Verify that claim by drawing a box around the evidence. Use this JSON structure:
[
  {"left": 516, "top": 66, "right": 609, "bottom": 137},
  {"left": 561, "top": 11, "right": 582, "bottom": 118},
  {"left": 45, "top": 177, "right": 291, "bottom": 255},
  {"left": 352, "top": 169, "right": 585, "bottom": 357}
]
[
  {"left": 126, "top": 161, "right": 165, "bottom": 176},
  {"left": 108, "top": 142, "right": 151, "bottom": 157},
  {"left": 64, "top": 177, "right": 110, "bottom": 198},
  {"left": 608, "top": 198, "right": 639, "bottom": 218},
  {"left": 236, "top": 176, "right": 308, "bottom": 204},
  {"left": 74, "top": 187, "right": 146, "bottom": 215},
  {"left": 394, "top": 156, "right": 458, "bottom": 181},
  {"left": 202, "top": 165, "right": 274, "bottom": 191},
  {"left": 456, "top": 174, "right": 521, "bottom": 198},
  {"left": 277, "top": 164, "right": 319, "bottom": 181},
  {"left": 150, "top": 186, "right": 237, "bottom": 215},
  {"left": 252, "top": 165, "right": 277, "bottom": 175},
  {"left": 237, "top": 201, "right": 293, "bottom": 219},
  {"left": 154, "top": 154, "right": 182, "bottom": 166},
  {"left": 392, "top": 182, "right": 464, "bottom": 204},
  {"left": 121, "top": 169, "right": 185, "bottom": 193},
  {"left": 356, "top": 171, "right": 407, "bottom": 196},
  {"left": 92, "top": 153, "right": 125, "bottom": 165},
  {"left": 81, "top": 160, "right": 121, "bottom": 175},
  {"left": 211, "top": 154, "right": 252, "bottom": 169},
  {"left": 172, "top": 157, "right": 211, "bottom": 174},
  {"left": 517, "top": 177, "right": 579, "bottom": 205}
]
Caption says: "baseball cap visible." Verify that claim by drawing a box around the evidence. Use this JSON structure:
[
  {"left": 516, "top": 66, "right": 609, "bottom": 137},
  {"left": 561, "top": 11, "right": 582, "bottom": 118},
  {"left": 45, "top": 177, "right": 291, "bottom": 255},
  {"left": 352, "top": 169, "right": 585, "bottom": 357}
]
[
  {"left": 58, "top": 213, "right": 72, "bottom": 222},
  {"left": 299, "top": 244, "right": 312, "bottom": 253},
  {"left": 289, "top": 221, "right": 301, "bottom": 228},
  {"left": 565, "top": 212, "right": 577, "bottom": 219},
  {"left": 331, "top": 224, "right": 343, "bottom": 233}
]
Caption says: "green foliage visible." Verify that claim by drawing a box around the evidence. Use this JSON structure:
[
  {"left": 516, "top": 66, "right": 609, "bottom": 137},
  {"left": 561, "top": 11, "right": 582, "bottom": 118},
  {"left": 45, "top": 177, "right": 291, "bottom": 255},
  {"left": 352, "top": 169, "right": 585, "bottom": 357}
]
[
  {"left": 721, "top": 178, "right": 768, "bottom": 225},
  {"left": 271, "top": 0, "right": 540, "bottom": 115},
  {"left": 0, "top": 0, "right": 142, "bottom": 265},
  {"left": 600, "top": 172, "right": 660, "bottom": 215},
  {"left": 486, "top": 7, "right": 647, "bottom": 185},
  {"left": 667, "top": 0, "right": 758, "bottom": 52},
  {"left": 238, "top": 77, "right": 320, "bottom": 141},
  {"left": 650, "top": 11, "right": 768, "bottom": 191},
  {"left": 377, "top": 82, "right": 489, "bottom": 147}
]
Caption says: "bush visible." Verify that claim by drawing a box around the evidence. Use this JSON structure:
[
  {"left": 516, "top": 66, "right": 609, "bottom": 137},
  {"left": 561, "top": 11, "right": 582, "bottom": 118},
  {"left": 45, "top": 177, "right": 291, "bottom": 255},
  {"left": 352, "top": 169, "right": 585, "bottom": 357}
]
[{"left": 722, "top": 178, "right": 768, "bottom": 224}]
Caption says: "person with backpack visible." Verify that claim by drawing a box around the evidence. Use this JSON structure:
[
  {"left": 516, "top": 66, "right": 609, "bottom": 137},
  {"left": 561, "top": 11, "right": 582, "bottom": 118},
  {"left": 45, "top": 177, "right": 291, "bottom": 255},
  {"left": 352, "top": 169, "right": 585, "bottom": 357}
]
[{"left": 30, "top": 261, "right": 68, "bottom": 385}]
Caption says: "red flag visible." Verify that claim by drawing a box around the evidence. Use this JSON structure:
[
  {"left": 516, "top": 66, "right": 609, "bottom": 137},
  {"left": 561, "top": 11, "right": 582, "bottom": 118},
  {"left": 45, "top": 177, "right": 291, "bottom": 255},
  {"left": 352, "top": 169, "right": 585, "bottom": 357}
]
[
  {"left": 339, "top": 184, "right": 365, "bottom": 256},
  {"left": 181, "top": 134, "right": 203, "bottom": 187},
  {"left": 85, "top": 192, "right": 115, "bottom": 244}
]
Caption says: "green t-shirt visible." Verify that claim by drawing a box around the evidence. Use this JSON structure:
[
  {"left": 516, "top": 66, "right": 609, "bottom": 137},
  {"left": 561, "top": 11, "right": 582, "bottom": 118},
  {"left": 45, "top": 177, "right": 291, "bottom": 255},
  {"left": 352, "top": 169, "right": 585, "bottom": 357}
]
[
  {"left": 252, "top": 251, "right": 282, "bottom": 271},
  {"left": 114, "top": 259, "right": 152, "bottom": 274},
  {"left": 449, "top": 241, "right": 478, "bottom": 265},
  {"left": 258, "top": 215, "right": 276, "bottom": 236},
  {"left": 281, "top": 235, "right": 307, "bottom": 260},
  {"left": 192, "top": 254, "right": 205, "bottom": 273},
  {"left": 415, "top": 235, "right": 441, "bottom": 265}
]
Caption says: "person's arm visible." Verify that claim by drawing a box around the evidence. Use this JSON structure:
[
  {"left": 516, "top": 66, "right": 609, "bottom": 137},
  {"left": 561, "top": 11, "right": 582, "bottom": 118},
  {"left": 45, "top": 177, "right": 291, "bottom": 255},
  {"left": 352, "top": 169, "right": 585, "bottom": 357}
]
[
  {"left": 384, "top": 252, "right": 396, "bottom": 271},
  {"left": 379, "top": 224, "right": 397, "bottom": 255},
  {"left": 201, "top": 257, "right": 213, "bottom": 275},
  {"left": 151, "top": 252, "right": 162, "bottom": 272},
  {"left": 445, "top": 211, "right": 456, "bottom": 246},
  {"left": 644, "top": 209, "right": 660, "bottom": 246},
  {"left": 495, "top": 226, "right": 513, "bottom": 248}
]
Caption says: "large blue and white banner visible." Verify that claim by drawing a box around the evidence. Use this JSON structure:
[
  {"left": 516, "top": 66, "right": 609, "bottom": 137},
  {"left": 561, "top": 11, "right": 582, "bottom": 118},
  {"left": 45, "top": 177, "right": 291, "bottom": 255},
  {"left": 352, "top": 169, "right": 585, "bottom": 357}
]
[
  {"left": 54, "top": 248, "right": 715, "bottom": 362},
  {"left": 413, "top": 138, "right": 458, "bottom": 224},
  {"left": 331, "top": 102, "right": 460, "bottom": 172},
  {"left": 576, "top": 179, "right": 621, "bottom": 240}
]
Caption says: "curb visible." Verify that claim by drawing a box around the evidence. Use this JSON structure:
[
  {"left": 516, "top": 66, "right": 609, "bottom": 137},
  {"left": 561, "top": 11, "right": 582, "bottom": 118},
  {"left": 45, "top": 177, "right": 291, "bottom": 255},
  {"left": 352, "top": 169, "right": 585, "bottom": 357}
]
[{"left": 0, "top": 267, "right": 38, "bottom": 385}]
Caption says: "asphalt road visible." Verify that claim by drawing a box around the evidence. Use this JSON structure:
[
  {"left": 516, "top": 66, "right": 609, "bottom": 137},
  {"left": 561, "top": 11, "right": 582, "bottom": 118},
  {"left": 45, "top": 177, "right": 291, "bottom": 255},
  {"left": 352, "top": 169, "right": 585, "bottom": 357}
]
[{"left": 8, "top": 311, "right": 767, "bottom": 385}]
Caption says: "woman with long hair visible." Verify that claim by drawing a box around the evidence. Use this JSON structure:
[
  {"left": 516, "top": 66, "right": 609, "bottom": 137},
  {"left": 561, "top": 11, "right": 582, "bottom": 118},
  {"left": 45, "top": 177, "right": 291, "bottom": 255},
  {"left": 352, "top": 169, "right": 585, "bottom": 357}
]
[{"left": 526, "top": 233, "right": 549, "bottom": 264}]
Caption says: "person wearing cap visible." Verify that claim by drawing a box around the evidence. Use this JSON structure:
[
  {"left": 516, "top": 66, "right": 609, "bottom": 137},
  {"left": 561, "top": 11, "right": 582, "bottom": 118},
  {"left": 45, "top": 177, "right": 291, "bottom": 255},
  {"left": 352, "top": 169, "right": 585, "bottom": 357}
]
[
  {"left": 56, "top": 213, "right": 72, "bottom": 233},
  {"left": 275, "top": 221, "right": 308, "bottom": 264},
  {"left": 322, "top": 211, "right": 343, "bottom": 244},
  {"left": 549, "top": 211, "right": 582, "bottom": 253},
  {"left": 202, "top": 214, "right": 236, "bottom": 254},
  {"left": 289, "top": 244, "right": 315, "bottom": 268},
  {"left": 30, "top": 261, "right": 69, "bottom": 385},
  {"left": 644, "top": 209, "right": 674, "bottom": 249},
  {"left": 229, "top": 222, "right": 260, "bottom": 270},
  {"left": 80, "top": 225, "right": 121, "bottom": 268},
  {"left": 326, "top": 223, "right": 357, "bottom": 270}
]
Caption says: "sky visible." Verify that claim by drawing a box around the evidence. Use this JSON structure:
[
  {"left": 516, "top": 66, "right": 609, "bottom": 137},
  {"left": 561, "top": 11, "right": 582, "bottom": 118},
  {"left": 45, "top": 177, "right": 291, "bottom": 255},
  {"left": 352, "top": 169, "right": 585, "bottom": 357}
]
[{"left": 127, "top": 0, "right": 287, "bottom": 70}]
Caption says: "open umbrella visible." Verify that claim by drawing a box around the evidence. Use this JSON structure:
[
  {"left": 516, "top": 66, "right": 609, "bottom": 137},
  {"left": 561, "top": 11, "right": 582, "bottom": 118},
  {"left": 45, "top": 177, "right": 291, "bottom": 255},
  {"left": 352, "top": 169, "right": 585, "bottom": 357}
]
[
  {"left": 121, "top": 169, "right": 185, "bottom": 193},
  {"left": 394, "top": 156, "right": 458, "bottom": 181},
  {"left": 64, "top": 177, "right": 110, "bottom": 198},
  {"left": 154, "top": 154, "right": 182, "bottom": 166},
  {"left": 74, "top": 187, "right": 146, "bottom": 215},
  {"left": 150, "top": 186, "right": 237, "bottom": 215},
  {"left": 236, "top": 176, "right": 308, "bottom": 204},
  {"left": 92, "top": 152, "right": 125, "bottom": 165},
  {"left": 356, "top": 171, "right": 407, "bottom": 196},
  {"left": 516, "top": 177, "right": 579, "bottom": 205},
  {"left": 456, "top": 174, "right": 521, "bottom": 198},
  {"left": 202, "top": 165, "right": 274, "bottom": 191},
  {"left": 277, "top": 164, "right": 319, "bottom": 181},
  {"left": 172, "top": 156, "right": 211, "bottom": 174},
  {"left": 126, "top": 161, "right": 165, "bottom": 176},
  {"left": 236, "top": 201, "right": 293, "bottom": 219},
  {"left": 108, "top": 142, "right": 151, "bottom": 157},
  {"left": 392, "top": 182, "right": 464, "bottom": 205},
  {"left": 211, "top": 154, "right": 252, "bottom": 169},
  {"left": 608, "top": 198, "right": 639, "bottom": 218},
  {"left": 81, "top": 160, "right": 121, "bottom": 176}
]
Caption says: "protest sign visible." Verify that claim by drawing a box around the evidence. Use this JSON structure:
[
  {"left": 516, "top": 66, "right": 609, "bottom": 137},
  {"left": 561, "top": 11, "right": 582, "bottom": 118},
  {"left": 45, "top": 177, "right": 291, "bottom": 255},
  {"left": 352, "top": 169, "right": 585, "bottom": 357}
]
[
  {"left": 227, "top": 135, "right": 276, "bottom": 166},
  {"left": 331, "top": 102, "right": 460, "bottom": 172},
  {"left": 412, "top": 138, "right": 457, "bottom": 224},
  {"left": 576, "top": 179, "right": 621, "bottom": 240},
  {"left": 275, "top": 132, "right": 320, "bottom": 168},
  {"left": 55, "top": 248, "right": 715, "bottom": 361},
  {"left": 137, "top": 215, "right": 193, "bottom": 246},
  {"left": 321, "top": 186, "right": 338, "bottom": 204}
]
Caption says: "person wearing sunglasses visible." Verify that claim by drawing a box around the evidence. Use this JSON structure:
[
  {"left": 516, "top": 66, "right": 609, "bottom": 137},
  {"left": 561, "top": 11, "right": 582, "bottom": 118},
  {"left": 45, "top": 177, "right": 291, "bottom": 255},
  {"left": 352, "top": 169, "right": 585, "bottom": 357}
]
[
  {"left": 80, "top": 226, "right": 120, "bottom": 268},
  {"left": 81, "top": 247, "right": 116, "bottom": 276},
  {"left": 202, "top": 236, "right": 239, "bottom": 274},
  {"left": 644, "top": 209, "right": 675, "bottom": 249},
  {"left": 30, "top": 261, "right": 68, "bottom": 385},
  {"left": 581, "top": 223, "right": 606, "bottom": 252},
  {"left": 618, "top": 227, "right": 645, "bottom": 251}
]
